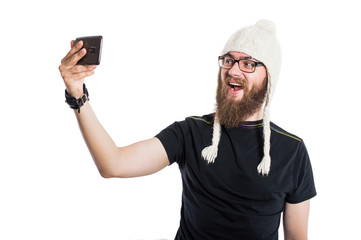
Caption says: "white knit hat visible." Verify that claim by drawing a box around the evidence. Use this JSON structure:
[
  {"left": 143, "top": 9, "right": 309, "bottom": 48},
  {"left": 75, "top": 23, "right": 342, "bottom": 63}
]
[{"left": 202, "top": 20, "right": 282, "bottom": 175}]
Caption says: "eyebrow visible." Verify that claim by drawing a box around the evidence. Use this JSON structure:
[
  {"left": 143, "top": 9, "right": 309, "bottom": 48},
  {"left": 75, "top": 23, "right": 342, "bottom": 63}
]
[{"left": 225, "top": 53, "right": 253, "bottom": 60}]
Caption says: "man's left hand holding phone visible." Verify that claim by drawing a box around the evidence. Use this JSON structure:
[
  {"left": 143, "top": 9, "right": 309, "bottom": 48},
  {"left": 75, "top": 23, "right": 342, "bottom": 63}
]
[{"left": 59, "top": 36, "right": 102, "bottom": 99}]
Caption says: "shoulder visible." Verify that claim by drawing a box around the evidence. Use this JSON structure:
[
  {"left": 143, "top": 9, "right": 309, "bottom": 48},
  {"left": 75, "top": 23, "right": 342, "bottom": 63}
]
[
  {"left": 270, "top": 122, "right": 303, "bottom": 143},
  {"left": 170, "top": 114, "right": 215, "bottom": 140},
  {"left": 159, "top": 113, "right": 214, "bottom": 136},
  {"left": 269, "top": 122, "right": 311, "bottom": 163},
  {"left": 185, "top": 113, "right": 215, "bottom": 125}
]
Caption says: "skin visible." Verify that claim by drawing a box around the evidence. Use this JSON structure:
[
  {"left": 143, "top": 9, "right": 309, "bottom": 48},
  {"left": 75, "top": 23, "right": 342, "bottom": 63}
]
[
  {"left": 59, "top": 43, "right": 311, "bottom": 239},
  {"left": 59, "top": 40, "right": 169, "bottom": 178},
  {"left": 283, "top": 200, "right": 311, "bottom": 240},
  {"left": 220, "top": 52, "right": 311, "bottom": 239},
  {"left": 220, "top": 51, "right": 267, "bottom": 121}
]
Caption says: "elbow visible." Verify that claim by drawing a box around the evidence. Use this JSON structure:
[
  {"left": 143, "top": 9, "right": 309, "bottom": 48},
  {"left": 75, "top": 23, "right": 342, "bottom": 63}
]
[
  {"left": 94, "top": 155, "right": 135, "bottom": 178},
  {"left": 99, "top": 171, "right": 114, "bottom": 178},
  {"left": 97, "top": 167, "right": 128, "bottom": 179},
  {"left": 98, "top": 167, "right": 117, "bottom": 178}
]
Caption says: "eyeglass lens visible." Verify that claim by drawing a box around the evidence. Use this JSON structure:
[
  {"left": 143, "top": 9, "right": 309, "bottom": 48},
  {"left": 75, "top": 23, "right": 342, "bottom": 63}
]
[{"left": 219, "top": 56, "right": 257, "bottom": 73}]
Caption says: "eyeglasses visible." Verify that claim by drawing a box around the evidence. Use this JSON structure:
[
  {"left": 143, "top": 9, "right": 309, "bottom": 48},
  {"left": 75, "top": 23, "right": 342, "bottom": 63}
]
[{"left": 218, "top": 55, "right": 264, "bottom": 73}]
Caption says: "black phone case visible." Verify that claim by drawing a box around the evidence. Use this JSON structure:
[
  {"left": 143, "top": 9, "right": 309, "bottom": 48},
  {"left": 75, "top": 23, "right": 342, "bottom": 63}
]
[{"left": 75, "top": 36, "right": 103, "bottom": 65}]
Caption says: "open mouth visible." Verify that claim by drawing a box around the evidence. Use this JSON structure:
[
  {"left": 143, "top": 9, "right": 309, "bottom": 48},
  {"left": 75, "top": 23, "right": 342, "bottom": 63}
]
[{"left": 228, "top": 82, "right": 244, "bottom": 91}]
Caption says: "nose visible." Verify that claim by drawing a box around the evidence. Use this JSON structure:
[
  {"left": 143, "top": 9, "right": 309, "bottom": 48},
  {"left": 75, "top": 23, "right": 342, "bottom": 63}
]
[{"left": 228, "top": 62, "right": 243, "bottom": 78}]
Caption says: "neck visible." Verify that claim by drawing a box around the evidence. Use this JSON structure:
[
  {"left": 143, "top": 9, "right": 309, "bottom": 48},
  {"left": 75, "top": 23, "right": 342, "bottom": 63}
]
[{"left": 243, "top": 107, "right": 264, "bottom": 121}]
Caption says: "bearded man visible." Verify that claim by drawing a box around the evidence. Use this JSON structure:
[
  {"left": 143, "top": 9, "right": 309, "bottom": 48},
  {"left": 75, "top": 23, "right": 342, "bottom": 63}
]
[{"left": 59, "top": 20, "right": 316, "bottom": 240}]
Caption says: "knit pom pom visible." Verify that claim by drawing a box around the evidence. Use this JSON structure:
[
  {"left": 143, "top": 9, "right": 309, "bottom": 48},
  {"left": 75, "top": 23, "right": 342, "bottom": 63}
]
[
  {"left": 257, "top": 155, "right": 271, "bottom": 176},
  {"left": 256, "top": 19, "right": 276, "bottom": 34},
  {"left": 202, "top": 145, "right": 218, "bottom": 164}
]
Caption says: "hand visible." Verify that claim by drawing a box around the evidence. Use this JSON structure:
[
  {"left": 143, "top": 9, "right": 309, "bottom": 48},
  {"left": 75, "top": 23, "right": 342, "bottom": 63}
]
[{"left": 59, "top": 40, "right": 97, "bottom": 98}]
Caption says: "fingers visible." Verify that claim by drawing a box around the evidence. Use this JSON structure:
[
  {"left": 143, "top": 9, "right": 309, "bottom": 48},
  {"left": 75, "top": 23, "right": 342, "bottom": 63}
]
[
  {"left": 60, "top": 65, "right": 96, "bottom": 98},
  {"left": 61, "top": 40, "right": 85, "bottom": 67},
  {"left": 72, "top": 64, "right": 97, "bottom": 75},
  {"left": 59, "top": 40, "right": 97, "bottom": 98},
  {"left": 63, "top": 69, "right": 95, "bottom": 84},
  {"left": 59, "top": 40, "right": 91, "bottom": 75},
  {"left": 60, "top": 65, "right": 97, "bottom": 81}
]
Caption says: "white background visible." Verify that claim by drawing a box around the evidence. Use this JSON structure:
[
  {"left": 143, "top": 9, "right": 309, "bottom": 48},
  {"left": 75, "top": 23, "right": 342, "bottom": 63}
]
[{"left": 1, "top": 0, "right": 360, "bottom": 239}]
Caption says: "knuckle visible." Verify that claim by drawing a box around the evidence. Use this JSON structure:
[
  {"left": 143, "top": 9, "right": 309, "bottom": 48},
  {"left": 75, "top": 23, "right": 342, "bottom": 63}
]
[
  {"left": 71, "top": 52, "right": 85, "bottom": 65},
  {"left": 73, "top": 65, "right": 81, "bottom": 72},
  {"left": 79, "top": 48, "right": 86, "bottom": 56},
  {"left": 69, "top": 58, "right": 79, "bottom": 67},
  {"left": 82, "top": 71, "right": 90, "bottom": 77},
  {"left": 71, "top": 42, "right": 82, "bottom": 53},
  {"left": 60, "top": 70, "right": 67, "bottom": 78}
]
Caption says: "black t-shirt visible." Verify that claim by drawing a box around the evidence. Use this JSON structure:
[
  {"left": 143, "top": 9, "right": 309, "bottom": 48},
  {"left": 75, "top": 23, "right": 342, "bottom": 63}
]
[{"left": 156, "top": 114, "right": 316, "bottom": 240}]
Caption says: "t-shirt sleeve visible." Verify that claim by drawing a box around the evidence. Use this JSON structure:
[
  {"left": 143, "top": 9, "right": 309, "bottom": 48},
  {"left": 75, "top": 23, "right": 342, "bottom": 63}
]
[
  {"left": 155, "top": 121, "right": 186, "bottom": 165},
  {"left": 286, "top": 141, "right": 317, "bottom": 204}
]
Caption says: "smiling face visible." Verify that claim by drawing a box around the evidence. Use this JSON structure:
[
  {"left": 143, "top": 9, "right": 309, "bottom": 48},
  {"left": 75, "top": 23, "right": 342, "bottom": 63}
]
[
  {"left": 216, "top": 51, "right": 268, "bottom": 128},
  {"left": 220, "top": 52, "right": 267, "bottom": 101}
]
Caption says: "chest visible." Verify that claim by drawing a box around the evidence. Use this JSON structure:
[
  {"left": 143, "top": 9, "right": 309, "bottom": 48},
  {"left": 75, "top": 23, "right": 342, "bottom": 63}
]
[{"left": 180, "top": 129, "right": 296, "bottom": 204}]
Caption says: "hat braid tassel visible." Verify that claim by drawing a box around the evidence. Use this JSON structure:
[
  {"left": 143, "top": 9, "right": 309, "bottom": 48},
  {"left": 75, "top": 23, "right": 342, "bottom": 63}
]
[{"left": 202, "top": 117, "right": 221, "bottom": 164}]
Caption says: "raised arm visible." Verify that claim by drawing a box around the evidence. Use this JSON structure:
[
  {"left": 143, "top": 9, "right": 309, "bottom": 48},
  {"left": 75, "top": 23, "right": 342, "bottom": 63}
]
[
  {"left": 283, "top": 200, "right": 311, "bottom": 240},
  {"left": 59, "top": 40, "right": 169, "bottom": 178}
]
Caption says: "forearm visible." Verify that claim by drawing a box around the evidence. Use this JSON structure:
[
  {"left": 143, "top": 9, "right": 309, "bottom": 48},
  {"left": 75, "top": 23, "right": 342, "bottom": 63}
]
[
  {"left": 73, "top": 101, "right": 118, "bottom": 177},
  {"left": 60, "top": 40, "right": 169, "bottom": 178}
]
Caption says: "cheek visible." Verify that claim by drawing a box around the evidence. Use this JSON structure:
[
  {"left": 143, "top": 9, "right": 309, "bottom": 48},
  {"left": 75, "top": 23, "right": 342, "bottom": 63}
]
[
  {"left": 248, "top": 71, "right": 267, "bottom": 88},
  {"left": 221, "top": 69, "right": 228, "bottom": 82}
]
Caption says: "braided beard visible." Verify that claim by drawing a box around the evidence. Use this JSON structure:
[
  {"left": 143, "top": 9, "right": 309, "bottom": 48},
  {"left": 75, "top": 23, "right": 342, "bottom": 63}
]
[{"left": 216, "top": 73, "right": 268, "bottom": 129}]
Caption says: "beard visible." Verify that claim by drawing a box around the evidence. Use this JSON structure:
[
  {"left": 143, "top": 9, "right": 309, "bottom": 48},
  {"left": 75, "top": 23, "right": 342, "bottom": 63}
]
[{"left": 216, "top": 71, "right": 268, "bottom": 129}]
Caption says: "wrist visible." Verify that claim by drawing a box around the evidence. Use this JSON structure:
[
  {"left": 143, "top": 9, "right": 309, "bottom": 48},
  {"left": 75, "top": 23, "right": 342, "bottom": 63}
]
[
  {"left": 65, "top": 84, "right": 89, "bottom": 113},
  {"left": 65, "top": 84, "right": 84, "bottom": 99}
]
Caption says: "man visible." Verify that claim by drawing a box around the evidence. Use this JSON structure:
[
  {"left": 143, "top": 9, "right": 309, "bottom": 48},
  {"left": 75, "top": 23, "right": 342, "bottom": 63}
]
[{"left": 59, "top": 20, "right": 316, "bottom": 239}]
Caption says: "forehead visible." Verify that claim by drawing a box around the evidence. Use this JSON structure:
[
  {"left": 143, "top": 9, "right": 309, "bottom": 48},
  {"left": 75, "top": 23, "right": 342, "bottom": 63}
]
[{"left": 227, "top": 51, "right": 251, "bottom": 59}]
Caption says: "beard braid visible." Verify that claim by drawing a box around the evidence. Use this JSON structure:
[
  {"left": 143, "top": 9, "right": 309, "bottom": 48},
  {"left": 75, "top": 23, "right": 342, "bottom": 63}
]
[{"left": 216, "top": 71, "right": 268, "bottom": 129}]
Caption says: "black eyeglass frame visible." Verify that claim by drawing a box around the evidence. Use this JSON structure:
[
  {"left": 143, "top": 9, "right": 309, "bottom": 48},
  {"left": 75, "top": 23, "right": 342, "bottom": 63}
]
[{"left": 218, "top": 55, "right": 264, "bottom": 73}]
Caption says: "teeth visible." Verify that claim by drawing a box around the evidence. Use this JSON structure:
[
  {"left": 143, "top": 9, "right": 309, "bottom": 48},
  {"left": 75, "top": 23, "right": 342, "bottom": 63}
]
[{"left": 229, "top": 82, "right": 242, "bottom": 87}]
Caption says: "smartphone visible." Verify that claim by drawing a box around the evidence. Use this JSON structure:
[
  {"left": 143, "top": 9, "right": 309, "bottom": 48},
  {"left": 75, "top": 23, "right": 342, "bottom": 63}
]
[{"left": 74, "top": 36, "right": 103, "bottom": 65}]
